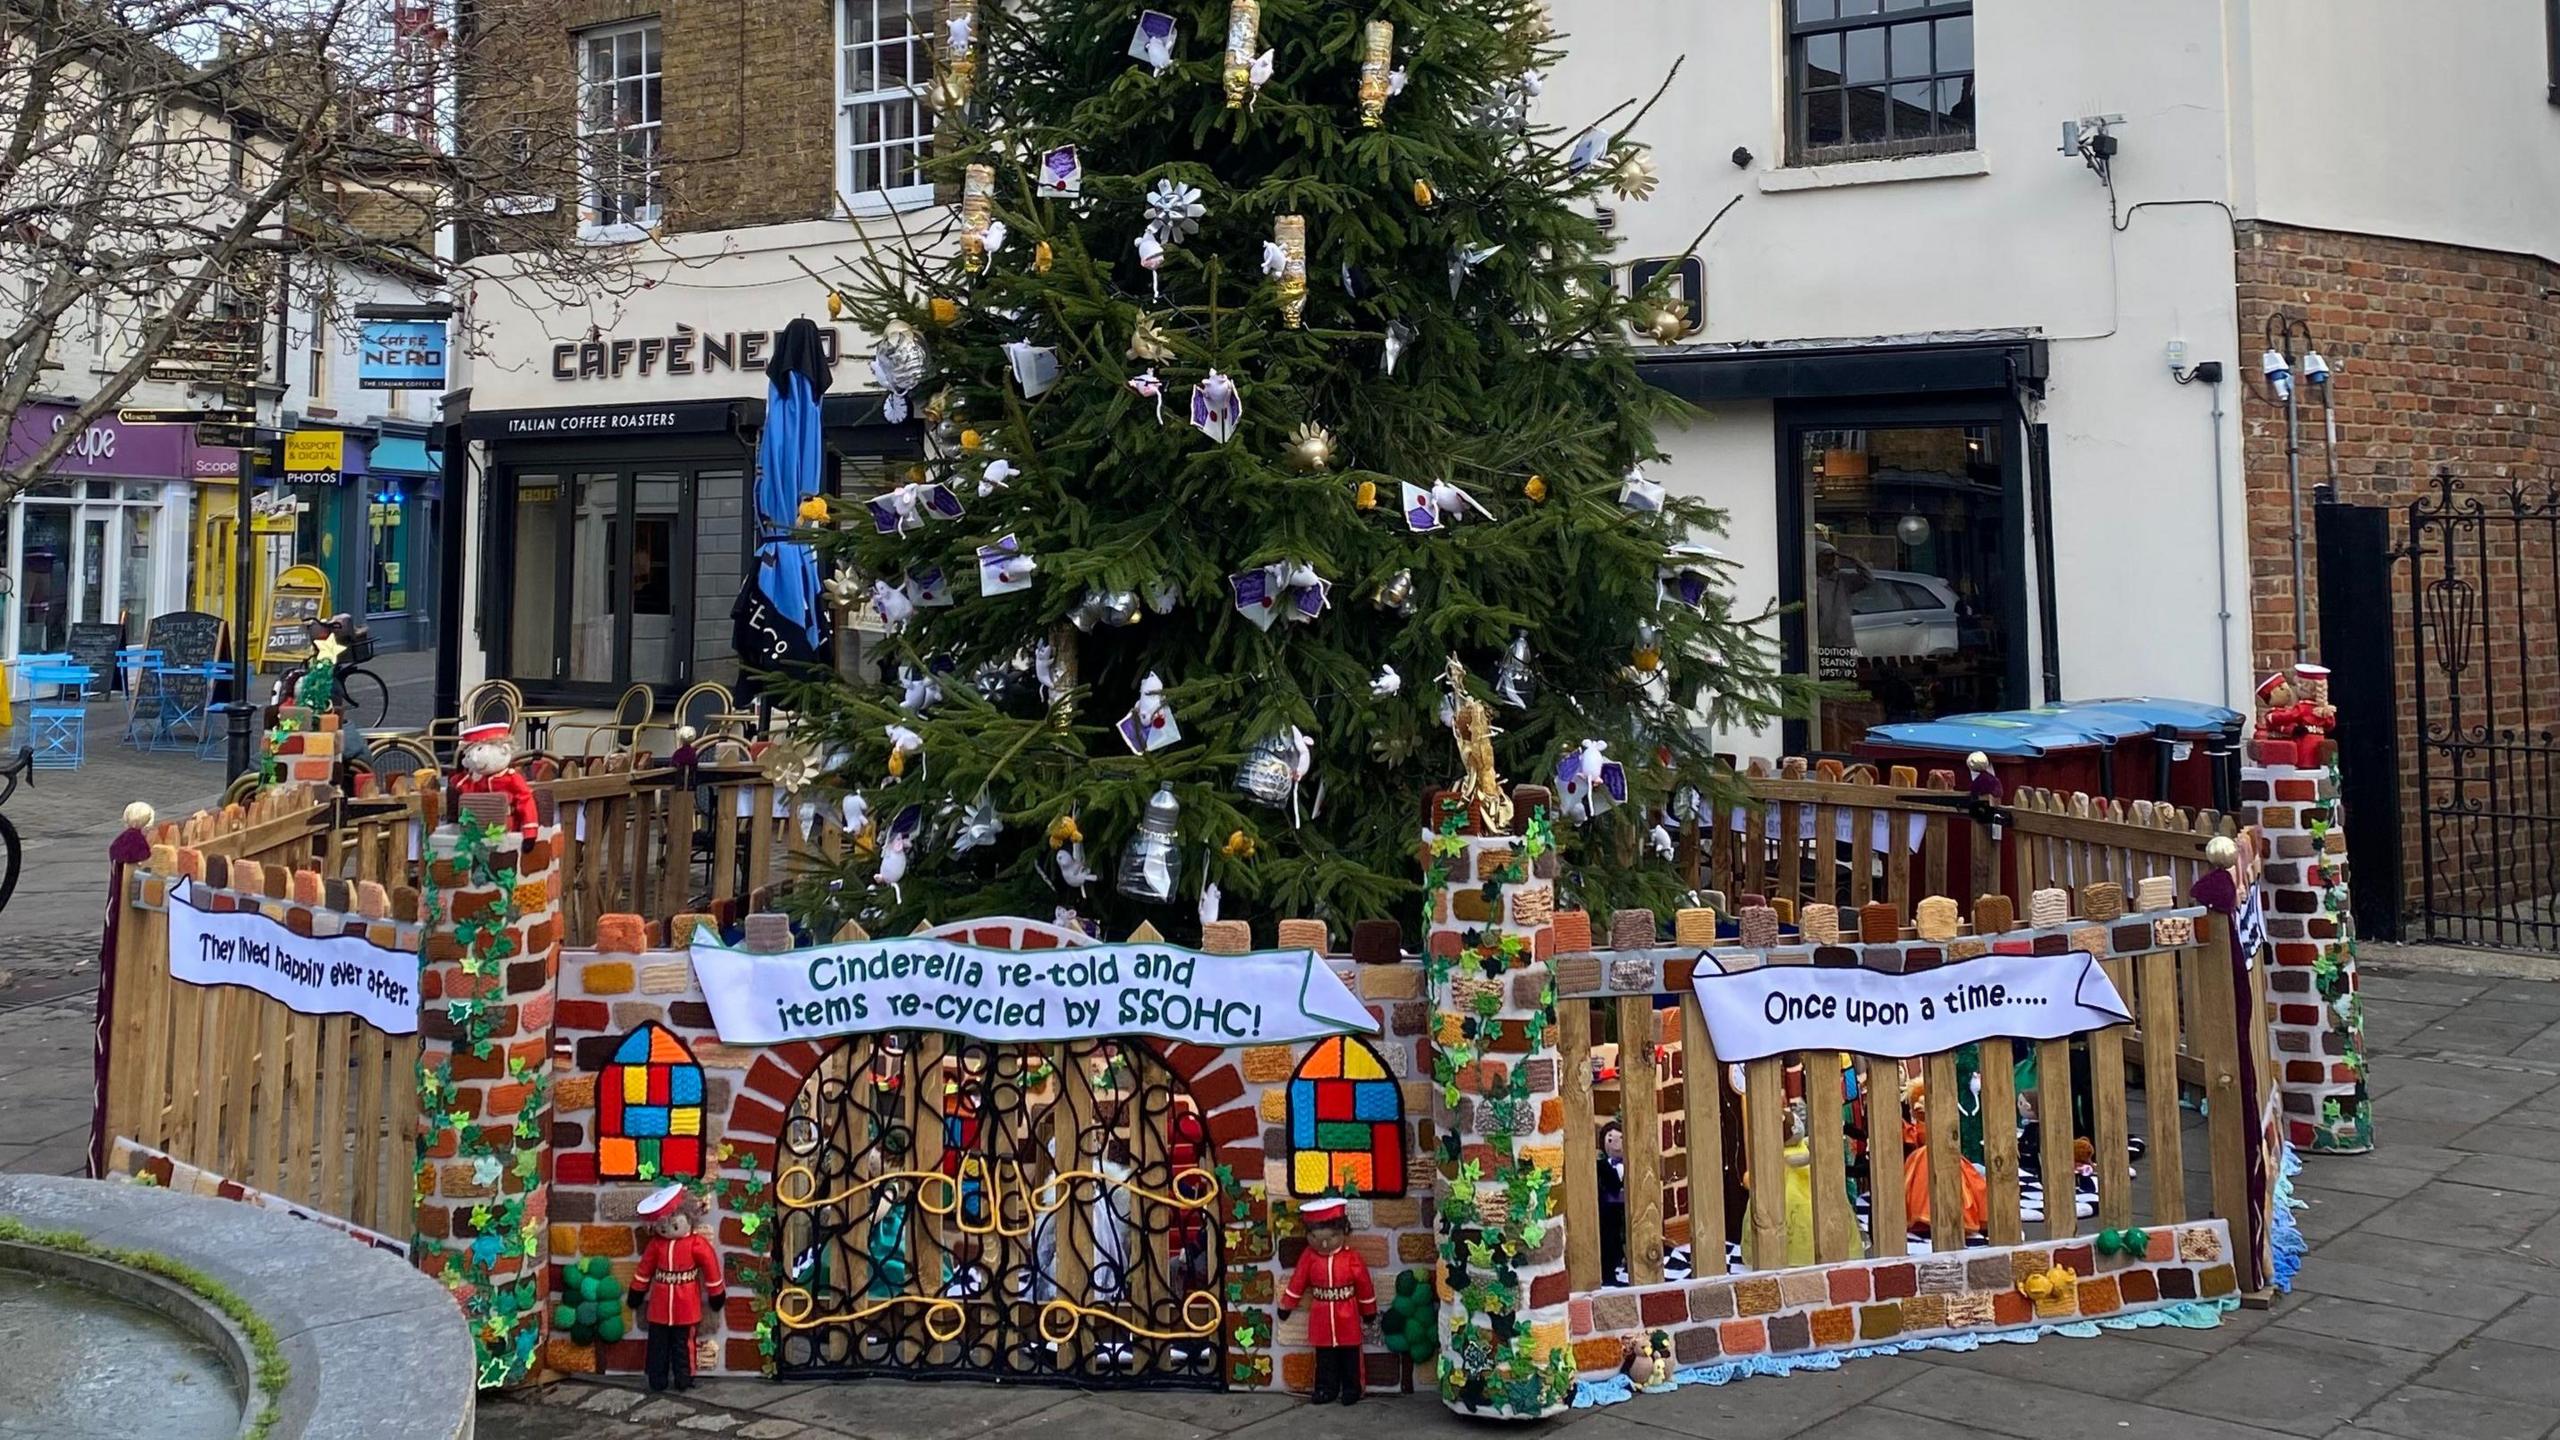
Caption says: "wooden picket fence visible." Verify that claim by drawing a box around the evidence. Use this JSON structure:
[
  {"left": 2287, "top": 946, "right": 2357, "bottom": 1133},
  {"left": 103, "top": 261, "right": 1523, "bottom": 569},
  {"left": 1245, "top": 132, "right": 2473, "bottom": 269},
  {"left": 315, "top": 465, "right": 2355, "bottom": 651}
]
[
  {"left": 1569, "top": 762, "right": 2272, "bottom": 1292},
  {"left": 106, "top": 787, "right": 422, "bottom": 1240}
]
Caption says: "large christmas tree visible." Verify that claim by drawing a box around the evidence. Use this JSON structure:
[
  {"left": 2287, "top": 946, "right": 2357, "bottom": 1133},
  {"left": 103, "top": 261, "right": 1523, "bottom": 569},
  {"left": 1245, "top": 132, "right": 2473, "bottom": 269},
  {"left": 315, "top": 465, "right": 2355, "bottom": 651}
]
[{"left": 788, "top": 0, "right": 1809, "bottom": 941}]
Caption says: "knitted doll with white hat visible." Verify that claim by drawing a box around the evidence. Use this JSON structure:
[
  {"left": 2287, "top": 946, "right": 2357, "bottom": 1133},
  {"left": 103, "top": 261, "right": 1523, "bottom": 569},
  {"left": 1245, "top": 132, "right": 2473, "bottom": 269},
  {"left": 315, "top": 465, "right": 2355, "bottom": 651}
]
[
  {"left": 452, "top": 720, "right": 539, "bottom": 838},
  {"left": 630, "top": 1183, "right": 726, "bottom": 1392},
  {"left": 1279, "top": 1196, "right": 1376, "bottom": 1405}
]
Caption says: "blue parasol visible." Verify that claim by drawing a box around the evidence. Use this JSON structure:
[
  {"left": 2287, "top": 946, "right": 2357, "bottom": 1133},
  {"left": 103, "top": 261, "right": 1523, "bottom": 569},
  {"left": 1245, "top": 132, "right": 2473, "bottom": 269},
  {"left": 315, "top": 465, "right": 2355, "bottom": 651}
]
[{"left": 734, "top": 316, "right": 833, "bottom": 684}]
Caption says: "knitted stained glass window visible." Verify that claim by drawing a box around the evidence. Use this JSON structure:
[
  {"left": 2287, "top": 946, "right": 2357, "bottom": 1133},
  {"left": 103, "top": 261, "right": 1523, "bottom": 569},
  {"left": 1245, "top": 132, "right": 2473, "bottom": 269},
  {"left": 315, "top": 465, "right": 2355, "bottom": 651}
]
[
  {"left": 1286, "top": 1037, "right": 1405, "bottom": 1197},
  {"left": 597, "top": 1023, "right": 706, "bottom": 1179}
]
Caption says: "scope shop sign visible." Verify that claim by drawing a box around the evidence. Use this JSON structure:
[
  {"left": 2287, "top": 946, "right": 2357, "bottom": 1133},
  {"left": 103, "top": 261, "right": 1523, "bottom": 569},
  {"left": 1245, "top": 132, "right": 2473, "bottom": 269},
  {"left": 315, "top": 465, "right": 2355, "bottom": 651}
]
[
  {"left": 690, "top": 933, "right": 1379, "bottom": 1048},
  {"left": 165, "top": 880, "right": 421, "bottom": 1035},
  {"left": 1689, "top": 952, "right": 2131, "bottom": 1064}
]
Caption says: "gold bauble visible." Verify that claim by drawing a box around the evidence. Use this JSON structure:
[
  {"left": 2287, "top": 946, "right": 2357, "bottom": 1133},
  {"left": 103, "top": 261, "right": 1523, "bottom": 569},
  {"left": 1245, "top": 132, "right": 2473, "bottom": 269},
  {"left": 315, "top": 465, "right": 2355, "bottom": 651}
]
[
  {"left": 1354, "top": 479, "right": 1379, "bottom": 511},
  {"left": 1646, "top": 303, "right": 1690, "bottom": 345},
  {"left": 1633, "top": 644, "right": 1662, "bottom": 673},
  {"left": 1412, "top": 177, "right": 1438, "bottom": 208},
  {"left": 826, "top": 291, "right": 844, "bottom": 319},
  {"left": 960, "top": 429, "right": 984, "bottom": 451},
  {"left": 1034, "top": 240, "right": 1054, "bottom": 274},
  {"left": 927, "top": 295, "right": 960, "bottom": 326},
  {"left": 1524, "top": 474, "right": 1548, "bottom": 503},
  {"left": 1286, "top": 422, "right": 1336, "bottom": 473}
]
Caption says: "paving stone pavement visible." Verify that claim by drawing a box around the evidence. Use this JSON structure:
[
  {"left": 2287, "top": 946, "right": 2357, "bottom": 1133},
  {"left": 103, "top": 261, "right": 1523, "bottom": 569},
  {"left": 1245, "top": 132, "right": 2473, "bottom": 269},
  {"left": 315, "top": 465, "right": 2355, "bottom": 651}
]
[{"left": 449, "top": 961, "right": 2560, "bottom": 1440}]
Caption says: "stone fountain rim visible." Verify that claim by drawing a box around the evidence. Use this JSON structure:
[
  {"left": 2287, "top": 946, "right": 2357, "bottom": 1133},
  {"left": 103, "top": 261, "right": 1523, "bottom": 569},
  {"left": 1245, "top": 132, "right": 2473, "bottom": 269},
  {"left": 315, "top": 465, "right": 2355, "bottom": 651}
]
[
  {"left": 0, "top": 1234, "right": 272, "bottom": 1440},
  {"left": 0, "top": 1174, "right": 474, "bottom": 1440}
]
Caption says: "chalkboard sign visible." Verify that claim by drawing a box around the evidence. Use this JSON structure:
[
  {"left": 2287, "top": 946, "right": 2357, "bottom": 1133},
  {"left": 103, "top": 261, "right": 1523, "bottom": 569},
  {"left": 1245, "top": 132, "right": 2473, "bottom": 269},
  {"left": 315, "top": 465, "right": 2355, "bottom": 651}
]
[
  {"left": 145, "top": 609, "right": 227, "bottom": 717},
  {"left": 65, "top": 623, "right": 122, "bottom": 695}
]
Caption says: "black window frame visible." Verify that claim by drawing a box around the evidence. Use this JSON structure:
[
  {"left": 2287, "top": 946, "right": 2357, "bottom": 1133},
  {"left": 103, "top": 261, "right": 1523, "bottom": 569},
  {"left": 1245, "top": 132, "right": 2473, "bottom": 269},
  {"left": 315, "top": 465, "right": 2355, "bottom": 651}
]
[
  {"left": 1786, "top": 0, "right": 1977, "bottom": 167},
  {"left": 2548, "top": 0, "right": 2559, "bottom": 105}
]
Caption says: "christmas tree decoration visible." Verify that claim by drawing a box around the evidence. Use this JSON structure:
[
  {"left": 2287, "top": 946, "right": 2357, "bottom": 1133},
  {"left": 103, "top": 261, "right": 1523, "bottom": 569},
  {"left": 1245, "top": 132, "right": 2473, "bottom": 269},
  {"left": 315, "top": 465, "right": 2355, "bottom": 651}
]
[
  {"left": 977, "top": 458, "right": 1017, "bottom": 496},
  {"left": 1129, "top": 10, "right": 1178, "bottom": 74},
  {"left": 1135, "top": 230, "right": 1167, "bottom": 295},
  {"left": 874, "top": 804, "right": 922, "bottom": 899},
  {"left": 1358, "top": 20, "right": 1395, "bottom": 127},
  {"left": 1130, "top": 313, "right": 1176, "bottom": 362},
  {"left": 1659, "top": 544, "right": 1718, "bottom": 611},
  {"left": 797, "top": 494, "right": 832, "bottom": 526},
  {"left": 934, "top": 0, "right": 978, "bottom": 109},
  {"left": 1145, "top": 577, "right": 1181, "bottom": 615},
  {"left": 823, "top": 565, "right": 863, "bottom": 610},
  {"left": 1284, "top": 420, "right": 1334, "bottom": 472},
  {"left": 765, "top": 736, "right": 825, "bottom": 792},
  {"left": 1005, "top": 340, "right": 1061, "bottom": 397},
  {"left": 1381, "top": 319, "right": 1414, "bottom": 375},
  {"left": 1037, "top": 145, "right": 1084, "bottom": 197},
  {"left": 1412, "top": 177, "right": 1438, "bottom": 208},
  {"left": 952, "top": 790, "right": 1002, "bottom": 853},
  {"left": 1556, "top": 738, "right": 1628, "bottom": 823},
  {"left": 869, "top": 480, "right": 965, "bottom": 534},
  {"left": 1222, "top": 0, "right": 1262, "bottom": 107},
  {"left": 869, "top": 579, "right": 916, "bottom": 632},
  {"left": 1234, "top": 726, "right": 1314, "bottom": 810},
  {"left": 1115, "top": 785, "right": 1185, "bottom": 903},
  {"left": 1523, "top": 473, "right": 1548, "bottom": 503},
  {"left": 1353, "top": 479, "right": 1379, "bottom": 511},
  {"left": 959, "top": 164, "right": 1003, "bottom": 271},
  {"left": 1567, "top": 130, "right": 1607, "bottom": 173},
  {"left": 1117, "top": 672, "right": 1183, "bottom": 753},
  {"left": 1632, "top": 621, "right": 1664, "bottom": 672},
  {"left": 1370, "top": 664, "right": 1403, "bottom": 697},
  {"left": 1404, "top": 478, "right": 1492, "bottom": 533},
  {"left": 1033, "top": 240, "right": 1054, "bottom": 274},
  {"left": 1642, "top": 301, "right": 1690, "bottom": 345},
  {"left": 976, "top": 535, "right": 1038, "bottom": 595},
  {"left": 883, "top": 724, "right": 924, "bottom": 780},
  {"left": 1145, "top": 179, "right": 1206, "bottom": 243},
  {"left": 1128, "top": 367, "right": 1167, "bottom": 421},
  {"left": 1448, "top": 241, "right": 1501, "bottom": 297},
  {"left": 1493, "top": 629, "right": 1538, "bottom": 709},
  {"left": 1375, "top": 569, "right": 1416, "bottom": 613},
  {"left": 1610, "top": 146, "right": 1660, "bottom": 202},
  {"left": 1228, "top": 561, "right": 1330, "bottom": 631},
  {"left": 1222, "top": 829, "right": 1257, "bottom": 859},
  {"left": 869, "top": 322, "right": 928, "bottom": 421},
  {"left": 1190, "top": 370, "right": 1244, "bottom": 443},
  {"left": 1620, "top": 464, "right": 1666, "bottom": 512},
  {"left": 1269, "top": 215, "right": 1309, "bottom": 326},
  {"left": 897, "top": 664, "right": 943, "bottom": 713},
  {"left": 926, "top": 295, "right": 961, "bottom": 326},
  {"left": 1101, "top": 588, "right": 1145, "bottom": 627}
]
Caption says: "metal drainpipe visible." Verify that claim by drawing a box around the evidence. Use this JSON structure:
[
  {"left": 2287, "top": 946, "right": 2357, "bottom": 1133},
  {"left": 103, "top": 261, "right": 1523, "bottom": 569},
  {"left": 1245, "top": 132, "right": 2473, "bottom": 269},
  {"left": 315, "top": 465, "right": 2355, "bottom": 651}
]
[
  {"left": 2208, "top": 370, "right": 2232, "bottom": 708},
  {"left": 2285, "top": 384, "right": 2306, "bottom": 664}
]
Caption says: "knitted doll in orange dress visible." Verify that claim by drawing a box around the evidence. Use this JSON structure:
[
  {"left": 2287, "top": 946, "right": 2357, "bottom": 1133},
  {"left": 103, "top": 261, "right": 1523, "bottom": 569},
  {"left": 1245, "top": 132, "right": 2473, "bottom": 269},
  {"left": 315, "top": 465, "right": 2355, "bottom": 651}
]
[{"left": 1899, "top": 1077, "right": 1989, "bottom": 1239}]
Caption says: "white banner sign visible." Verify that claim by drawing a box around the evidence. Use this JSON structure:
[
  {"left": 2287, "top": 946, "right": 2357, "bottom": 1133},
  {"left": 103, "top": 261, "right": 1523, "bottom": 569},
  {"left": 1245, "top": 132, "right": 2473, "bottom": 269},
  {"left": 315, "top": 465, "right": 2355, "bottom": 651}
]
[
  {"left": 166, "top": 880, "right": 421, "bottom": 1035},
  {"left": 690, "top": 933, "right": 1380, "bottom": 1047},
  {"left": 1690, "top": 952, "right": 2131, "bottom": 1063}
]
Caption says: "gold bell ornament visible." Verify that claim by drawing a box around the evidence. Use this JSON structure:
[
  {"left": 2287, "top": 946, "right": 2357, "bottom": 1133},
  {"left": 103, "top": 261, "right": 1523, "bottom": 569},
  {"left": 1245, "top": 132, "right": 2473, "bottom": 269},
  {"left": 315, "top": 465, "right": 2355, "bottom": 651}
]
[{"left": 1285, "top": 421, "right": 1335, "bottom": 474}]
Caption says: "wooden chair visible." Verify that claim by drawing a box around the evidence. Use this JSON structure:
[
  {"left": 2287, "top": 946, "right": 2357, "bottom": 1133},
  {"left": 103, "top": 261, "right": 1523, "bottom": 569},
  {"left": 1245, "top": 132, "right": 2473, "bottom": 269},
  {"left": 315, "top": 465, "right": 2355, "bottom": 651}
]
[
  {"left": 638, "top": 680, "right": 735, "bottom": 752},
  {"left": 557, "top": 683, "right": 656, "bottom": 758}
]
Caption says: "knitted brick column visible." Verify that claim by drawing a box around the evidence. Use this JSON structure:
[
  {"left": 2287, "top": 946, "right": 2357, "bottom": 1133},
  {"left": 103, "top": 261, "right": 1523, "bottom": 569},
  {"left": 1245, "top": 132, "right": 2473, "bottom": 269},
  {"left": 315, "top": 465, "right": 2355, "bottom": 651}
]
[
  {"left": 2243, "top": 747, "right": 2372, "bottom": 1153},
  {"left": 1425, "top": 785, "right": 1569, "bottom": 1419},
  {"left": 265, "top": 705, "right": 341, "bottom": 786},
  {"left": 415, "top": 808, "right": 567, "bottom": 1387}
]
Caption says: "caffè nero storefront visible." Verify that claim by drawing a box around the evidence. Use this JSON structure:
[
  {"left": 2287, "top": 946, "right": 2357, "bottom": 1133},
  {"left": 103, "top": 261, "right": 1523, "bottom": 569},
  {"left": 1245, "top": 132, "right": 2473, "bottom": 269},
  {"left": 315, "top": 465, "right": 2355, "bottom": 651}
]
[{"left": 465, "top": 319, "right": 917, "bottom": 707}]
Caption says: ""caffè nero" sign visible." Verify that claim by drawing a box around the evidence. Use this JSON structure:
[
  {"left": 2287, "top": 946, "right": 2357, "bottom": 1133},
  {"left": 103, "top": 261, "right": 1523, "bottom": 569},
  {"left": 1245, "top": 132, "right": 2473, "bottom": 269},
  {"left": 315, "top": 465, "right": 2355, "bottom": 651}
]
[{"left": 550, "top": 322, "right": 845, "bottom": 383}]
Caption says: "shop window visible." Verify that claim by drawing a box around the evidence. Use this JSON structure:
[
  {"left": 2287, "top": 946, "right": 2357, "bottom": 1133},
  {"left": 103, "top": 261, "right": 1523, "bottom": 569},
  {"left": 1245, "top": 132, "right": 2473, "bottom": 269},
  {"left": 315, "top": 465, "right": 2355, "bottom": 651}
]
[
  {"left": 1286, "top": 1037, "right": 1406, "bottom": 1198},
  {"left": 838, "top": 0, "right": 934, "bottom": 207},
  {"left": 1796, "top": 423, "right": 2014, "bottom": 753},
  {"left": 597, "top": 1022, "right": 707, "bottom": 1180},
  {"left": 575, "top": 20, "right": 663, "bottom": 236},
  {"left": 1787, "top": 0, "right": 1974, "bottom": 165}
]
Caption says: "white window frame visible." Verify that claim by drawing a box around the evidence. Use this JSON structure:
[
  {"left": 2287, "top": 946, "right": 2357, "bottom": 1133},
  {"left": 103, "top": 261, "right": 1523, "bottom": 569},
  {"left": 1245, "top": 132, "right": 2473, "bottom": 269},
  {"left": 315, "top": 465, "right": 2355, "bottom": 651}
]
[
  {"left": 575, "top": 19, "right": 664, "bottom": 243},
  {"left": 835, "top": 0, "right": 936, "bottom": 214}
]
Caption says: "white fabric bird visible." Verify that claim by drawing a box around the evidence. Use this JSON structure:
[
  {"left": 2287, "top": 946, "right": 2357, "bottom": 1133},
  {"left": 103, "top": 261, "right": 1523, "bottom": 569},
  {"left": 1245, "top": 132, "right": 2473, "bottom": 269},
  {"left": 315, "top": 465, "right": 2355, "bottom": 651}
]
[
  {"left": 1056, "top": 842, "right": 1097, "bottom": 891},
  {"left": 1141, "top": 30, "right": 1176, "bottom": 74},
  {"left": 1248, "top": 49, "right": 1275, "bottom": 104},
  {"left": 1198, "top": 880, "right": 1222, "bottom": 929},
  {"left": 841, "top": 793, "right": 871, "bottom": 840},
  {"left": 978, "top": 459, "right": 1017, "bottom": 496},
  {"left": 1371, "top": 665, "right": 1403, "bottom": 697},
  {"left": 1034, "top": 639, "right": 1063, "bottom": 702},
  {"left": 871, "top": 579, "right": 916, "bottom": 633},
  {"left": 1388, "top": 67, "right": 1408, "bottom": 97},
  {"left": 1648, "top": 820, "right": 1676, "bottom": 860},
  {"left": 898, "top": 666, "right": 942, "bottom": 714}
]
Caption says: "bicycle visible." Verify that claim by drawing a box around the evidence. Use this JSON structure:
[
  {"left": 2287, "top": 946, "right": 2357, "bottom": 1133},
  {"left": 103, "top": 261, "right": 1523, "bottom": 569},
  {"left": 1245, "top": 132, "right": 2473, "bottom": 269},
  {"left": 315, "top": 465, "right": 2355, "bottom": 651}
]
[
  {"left": 273, "top": 616, "right": 390, "bottom": 729},
  {"left": 0, "top": 746, "right": 33, "bottom": 915}
]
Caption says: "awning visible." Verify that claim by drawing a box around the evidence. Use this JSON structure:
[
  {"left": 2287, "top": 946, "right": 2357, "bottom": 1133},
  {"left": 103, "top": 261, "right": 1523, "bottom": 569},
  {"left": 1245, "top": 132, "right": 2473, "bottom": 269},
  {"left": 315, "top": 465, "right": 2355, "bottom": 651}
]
[
  {"left": 371, "top": 435, "right": 441, "bottom": 474},
  {"left": 1636, "top": 335, "right": 2049, "bottom": 404}
]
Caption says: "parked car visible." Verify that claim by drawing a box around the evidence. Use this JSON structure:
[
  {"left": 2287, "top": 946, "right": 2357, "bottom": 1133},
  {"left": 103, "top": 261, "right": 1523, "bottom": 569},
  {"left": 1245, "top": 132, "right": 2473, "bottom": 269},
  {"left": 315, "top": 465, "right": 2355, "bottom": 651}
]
[{"left": 1850, "top": 570, "right": 1963, "bottom": 658}]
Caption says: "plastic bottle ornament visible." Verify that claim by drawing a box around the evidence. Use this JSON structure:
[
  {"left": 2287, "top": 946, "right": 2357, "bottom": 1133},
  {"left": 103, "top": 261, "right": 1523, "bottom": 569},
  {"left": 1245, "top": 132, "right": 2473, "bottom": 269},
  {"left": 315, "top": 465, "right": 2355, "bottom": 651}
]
[
  {"left": 959, "top": 164, "right": 999, "bottom": 272},
  {"left": 1222, "top": 0, "right": 1261, "bottom": 107},
  {"left": 1234, "top": 726, "right": 1313, "bottom": 812},
  {"left": 1493, "top": 630, "right": 1537, "bottom": 709},
  {"left": 1285, "top": 421, "right": 1335, "bottom": 473},
  {"left": 1116, "top": 786, "right": 1185, "bottom": 904},
  {"left": 870, "top": 322, "right": 929, "bottom": 422},
  {"left": 935, "top": 0, "right": 979, "bottom": 108},
  {"left": 1358, "top": 20, "right": 1395, "bottom": 127},
  {"left": 1102, "top": 589, "right": 1145, "bottom": 627},
  {"left": 1269, "top": 215, "right": 1308, "bottom": 326}
]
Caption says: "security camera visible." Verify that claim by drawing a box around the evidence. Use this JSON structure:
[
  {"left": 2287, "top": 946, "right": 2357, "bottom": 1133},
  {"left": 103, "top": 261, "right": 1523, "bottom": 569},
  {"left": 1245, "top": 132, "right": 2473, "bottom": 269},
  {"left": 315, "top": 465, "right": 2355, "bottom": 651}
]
[
  {"left": 2261, "top": 348, "right": 2293, "bottom": 403},
  {"left": 2300, "top": 349, "right": 2332, "bottom": 386}
]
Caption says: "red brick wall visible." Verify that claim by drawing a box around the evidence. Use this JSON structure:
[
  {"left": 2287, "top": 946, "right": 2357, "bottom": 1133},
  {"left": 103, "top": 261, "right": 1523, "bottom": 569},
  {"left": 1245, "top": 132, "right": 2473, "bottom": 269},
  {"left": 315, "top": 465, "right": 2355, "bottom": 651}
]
[{"left": 2234, "top": 221, "right": 2560, "bottom": 929}]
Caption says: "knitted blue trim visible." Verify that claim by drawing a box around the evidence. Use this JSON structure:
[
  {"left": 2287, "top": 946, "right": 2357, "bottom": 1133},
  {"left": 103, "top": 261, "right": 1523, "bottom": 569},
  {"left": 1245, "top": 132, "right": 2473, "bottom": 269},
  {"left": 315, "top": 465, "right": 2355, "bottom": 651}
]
[
  {"left": 1568, "top": 1299, "right": 2237, "bottom": 1408},
  {"left": 2270, "top": 1141, "right": 2306, "bottom": 1294}
]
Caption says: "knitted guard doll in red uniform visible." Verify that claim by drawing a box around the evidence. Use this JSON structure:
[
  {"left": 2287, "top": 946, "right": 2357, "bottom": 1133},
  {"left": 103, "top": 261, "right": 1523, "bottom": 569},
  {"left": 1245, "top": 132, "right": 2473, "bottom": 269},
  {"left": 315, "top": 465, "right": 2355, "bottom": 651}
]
[
  {"left": 452, "top": 720, "right": 539, "bottom": 838},
  {"left": 630, "top": 1183, "right": 726, "bottom": 1392},
  {"left": 1279, "top": 1196, "right": 1376, "bottom": 1405}
]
